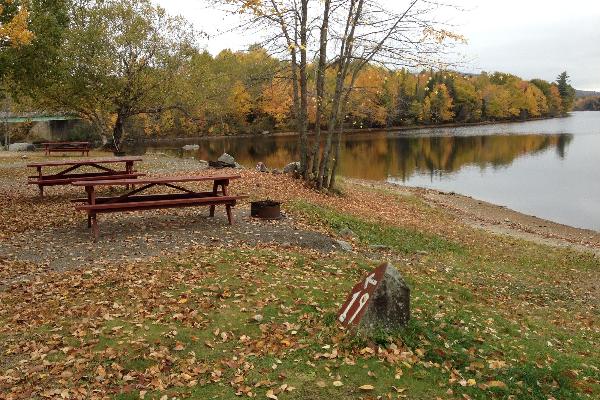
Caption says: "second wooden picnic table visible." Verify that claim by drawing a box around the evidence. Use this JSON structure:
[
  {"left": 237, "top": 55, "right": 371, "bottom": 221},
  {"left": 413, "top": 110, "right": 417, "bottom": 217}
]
[
  {"left": 72, "top": 174, "right": 246, "bottom": 241},
  {"left": 27, "top": 156, "right": 144, "bottom": 196}
]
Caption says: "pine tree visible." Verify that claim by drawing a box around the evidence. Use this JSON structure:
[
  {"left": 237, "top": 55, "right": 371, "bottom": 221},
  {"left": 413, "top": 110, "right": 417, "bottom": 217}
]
[{"left": 556, "top": 71, "right": 575, "bottom": 114}]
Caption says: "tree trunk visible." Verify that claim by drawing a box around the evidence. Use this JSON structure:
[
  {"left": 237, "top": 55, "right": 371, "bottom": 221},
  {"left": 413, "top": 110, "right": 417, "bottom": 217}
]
[
  {"left": 310, "top": 0, "right": 331, "bottom": 179},
  {"left": 112, "top": 113, "right": 125, "bottom": 152},
  {"left": 317, "top": 0, "right": 362, "bottom": 189},
  {"left": 298, "top": 0, "right": 309, "bottom": 177},
  {"left": 328, "top": 123, "right": 343, "bottom": 189}
]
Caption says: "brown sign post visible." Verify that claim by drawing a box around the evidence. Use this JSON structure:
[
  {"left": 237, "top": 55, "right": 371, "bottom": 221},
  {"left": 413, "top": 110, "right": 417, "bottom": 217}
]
[{"left": 337, "top": 263, "right": 388, "bottom": 327}]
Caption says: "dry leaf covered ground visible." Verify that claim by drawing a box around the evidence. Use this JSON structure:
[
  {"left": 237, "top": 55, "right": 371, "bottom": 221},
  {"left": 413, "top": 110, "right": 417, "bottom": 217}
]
[{"left": 0, "top": 151, "right": 598, "bottom": 400}]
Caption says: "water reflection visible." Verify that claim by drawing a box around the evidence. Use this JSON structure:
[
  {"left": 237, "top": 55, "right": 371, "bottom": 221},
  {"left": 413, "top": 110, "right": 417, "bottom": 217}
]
[
  {"left": 129, "top": 132, "right": 573, "bottom": 181},
  {"left": 125, "top": 112, "right": 600, "bottom": 230}
]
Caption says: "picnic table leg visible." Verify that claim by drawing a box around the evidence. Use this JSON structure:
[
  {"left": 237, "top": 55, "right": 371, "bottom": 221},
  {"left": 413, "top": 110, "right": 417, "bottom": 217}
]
[
  {"left": 221, "top": 181, "right": 229, "bottom": 196},
  {"left": 85, "top": 185, "right": 99, "bottom": 239},
  {"left": 209, "top": 181, "right": 218, "bottom": 217},
  {"left": 37, "top": 166, "right": 44, "bottom": 197},
  {"left": 125, "top": 161, "right": 134, "bottom": 189},
  {"left": 226, "top": 204, "right": 233, "bottom": 225},
  {"left": 86, "top": 187, "right": 93, "bottom": 228}
]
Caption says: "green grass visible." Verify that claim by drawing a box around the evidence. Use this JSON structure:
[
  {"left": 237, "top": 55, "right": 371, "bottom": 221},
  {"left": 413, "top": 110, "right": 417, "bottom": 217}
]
[
  {"left": 98, "top": 245, "right": 600, "bottom": 399},
  {"left": 290, "top": 200, "right": 463, "bottom": 254}
]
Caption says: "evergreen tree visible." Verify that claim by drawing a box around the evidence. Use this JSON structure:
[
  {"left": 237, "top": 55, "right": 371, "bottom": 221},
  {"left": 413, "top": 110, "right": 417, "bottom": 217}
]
[{"left": 556, "top": 71, "right": 575, "bottom": 113}]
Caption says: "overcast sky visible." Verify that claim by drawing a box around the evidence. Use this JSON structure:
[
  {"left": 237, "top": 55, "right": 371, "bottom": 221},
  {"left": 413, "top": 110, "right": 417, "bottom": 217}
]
[{"left": 155, "top": 0, "right": 600, "bottom": 91}]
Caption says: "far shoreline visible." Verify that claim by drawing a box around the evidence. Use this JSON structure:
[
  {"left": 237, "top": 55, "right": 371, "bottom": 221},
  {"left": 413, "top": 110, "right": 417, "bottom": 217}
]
[{"left": 129, "top": 114, "right": 573, "bottom": 143}]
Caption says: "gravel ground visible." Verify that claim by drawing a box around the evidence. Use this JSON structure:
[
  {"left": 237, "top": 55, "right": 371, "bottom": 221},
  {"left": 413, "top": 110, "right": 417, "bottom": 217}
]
[{"left": 1, "top": 207, "right": 341, "bottom": 272}]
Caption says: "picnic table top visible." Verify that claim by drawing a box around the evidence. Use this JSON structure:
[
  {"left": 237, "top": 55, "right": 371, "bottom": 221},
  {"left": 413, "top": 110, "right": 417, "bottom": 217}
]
[
  {"left": 42, "top": 141, "right": 90, "bottom": 145},
  {"left": 27, "top": 157, "right": 143, "bottom": 168},
  {"left": 72, "top": 174, "right": 241, "bottom": 187}
]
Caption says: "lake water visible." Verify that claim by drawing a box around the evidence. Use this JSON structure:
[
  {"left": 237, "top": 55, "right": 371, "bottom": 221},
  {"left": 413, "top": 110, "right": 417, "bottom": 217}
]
[{"left": 131, "top": 111, "right": 600, "bottom": 231}]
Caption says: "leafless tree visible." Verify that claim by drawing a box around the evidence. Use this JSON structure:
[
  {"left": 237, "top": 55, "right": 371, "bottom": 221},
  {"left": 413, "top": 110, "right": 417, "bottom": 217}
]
[{"left": 216, "top": 0, "right": 464, "bottom": 190}]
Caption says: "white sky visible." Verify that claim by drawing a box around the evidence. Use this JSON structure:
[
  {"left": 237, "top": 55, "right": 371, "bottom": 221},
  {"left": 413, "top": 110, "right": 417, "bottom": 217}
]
[{"left": 155, "top": 0, "right": 600, "bottom": 90}]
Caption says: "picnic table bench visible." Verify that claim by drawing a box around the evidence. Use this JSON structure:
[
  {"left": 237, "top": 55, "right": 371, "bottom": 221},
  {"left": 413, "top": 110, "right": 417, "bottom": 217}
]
[
  {"left": 72, "top": 174, "right": 246, "bottom": 241},
  {"left": 43, "top": 141, "right": 91, "bottom": 156},
  {"left": 27, "top": 157, "right": 144, "bottom": 196}
]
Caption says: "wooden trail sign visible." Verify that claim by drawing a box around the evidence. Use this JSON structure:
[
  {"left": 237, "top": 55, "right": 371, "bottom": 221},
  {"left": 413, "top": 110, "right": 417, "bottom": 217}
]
[{"left": 337, "top": 263, "right": 410, "bottom": 330}]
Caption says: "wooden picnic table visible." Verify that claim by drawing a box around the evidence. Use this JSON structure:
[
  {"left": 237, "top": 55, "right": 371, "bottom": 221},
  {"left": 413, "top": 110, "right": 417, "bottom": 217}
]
[
  {"left": 72, "top": 174, "right": 246, "bottom": 241},
  {"left": 27, "top": 156, "right": 144, "bottom": 197},
  {"left": 43, "top": 141, "right": 91, "bottom": 156}
]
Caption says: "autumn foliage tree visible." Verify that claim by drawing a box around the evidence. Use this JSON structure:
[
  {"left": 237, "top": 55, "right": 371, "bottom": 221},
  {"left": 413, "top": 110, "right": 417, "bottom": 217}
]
[
  {"left": 0, "top": 0, "right": 33, "bottom": 49},
  {"left": 221, "top": 0, "right": 466, "bottom": 190},
  {"left": 26, "top": 0, "right": 195, "bottom": 151}
]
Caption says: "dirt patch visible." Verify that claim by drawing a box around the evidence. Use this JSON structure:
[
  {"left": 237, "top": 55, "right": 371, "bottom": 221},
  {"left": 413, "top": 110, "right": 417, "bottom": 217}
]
[{"left": 0, "top": 208, "right": 342, "bottom": 287}]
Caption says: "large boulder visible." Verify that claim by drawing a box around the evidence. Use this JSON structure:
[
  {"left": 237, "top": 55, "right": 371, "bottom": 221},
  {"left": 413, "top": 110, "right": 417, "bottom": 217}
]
[
  {"left": 218, "top": 153, "right": 236, "bottom": 166},
  {"left": 8, "top": 142, "right": 35, "bottom": 152},
  {"left": 283, "top": 161, "right": 300, "bottom": 174},
  {"left": 358, "top": 263, "right": 410, "bottom": 331}
]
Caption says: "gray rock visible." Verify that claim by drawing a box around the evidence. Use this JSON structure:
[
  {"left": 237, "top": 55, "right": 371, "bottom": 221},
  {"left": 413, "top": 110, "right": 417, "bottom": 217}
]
[
  {"left": 218, "top": 152, "right": 236, "bottom": 166},
  {"left": 271, "top": 168, "right": 283, "bottom": 174},
  {"left": 197, "top": 160, "right": 209, "bottom": 169},
  {"left": 252, "top": 314, "right": 264, "bottom": 322},
  {"left": 261, "top": 130, "right": 270, "bottom": 135},
  {"left": 256, "top": 162, "right": 269, "bottom": 173},
  {"left": 283, "top": 161, "right": 300, "bottom": 174},
  {"left": 334, "top": 239, "right": 353, "bottom": 252},
  {"left": 339, "top": 227, "right": 356, "bottom": 239},
  {"left": 8, "top": 142, "right": 35, "bottom": 152},
  {"left": 182, "top": 144, "right": 199, "bottom": 151},
  {"left": 359, "top": 263, "right": 410, "bottom": 331},
  {"left": 234, "top": 162, "right": 244, "bottom": 169}
]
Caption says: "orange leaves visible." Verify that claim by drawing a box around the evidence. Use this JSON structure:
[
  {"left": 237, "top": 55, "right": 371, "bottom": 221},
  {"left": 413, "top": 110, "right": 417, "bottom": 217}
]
[
  {"left": 0, "top": 3, "right": 34, "bottom": 48},
  {"left": 261, "top": 77, "right": 293, "bottom": 127},
  {"left": 422, "top": 27, "right": 466, "bottom": 45}
]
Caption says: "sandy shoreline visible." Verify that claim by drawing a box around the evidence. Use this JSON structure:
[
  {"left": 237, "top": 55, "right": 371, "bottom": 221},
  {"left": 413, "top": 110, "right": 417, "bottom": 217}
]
[{"left": 349, "top": 178, "right": 600, "bottom": 257}]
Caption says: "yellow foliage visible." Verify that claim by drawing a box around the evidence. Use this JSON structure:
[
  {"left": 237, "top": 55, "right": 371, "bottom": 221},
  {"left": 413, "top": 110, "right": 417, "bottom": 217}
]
[
  {"left": 348, "top": 67, "right": 388, "bottom": 126},
  {"left": 428, "top": 83, "right": 454, "bottom": 123},
  {"left": 0, "top": 2, "right": 34, "bottom": 48},
  {"left": 261, "top": 77, "right": 293, "bottom": 127},
  {"left": 229, "top": 80, "right": 252, "bottom": 119}
]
